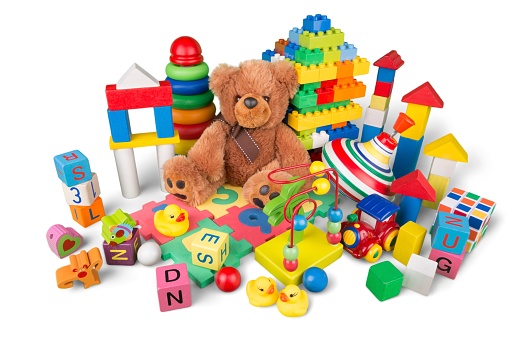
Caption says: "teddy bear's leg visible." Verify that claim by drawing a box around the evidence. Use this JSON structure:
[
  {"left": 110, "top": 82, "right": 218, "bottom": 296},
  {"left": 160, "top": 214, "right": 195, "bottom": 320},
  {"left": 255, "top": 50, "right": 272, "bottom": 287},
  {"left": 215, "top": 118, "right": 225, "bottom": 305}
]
[
  {"left": 242, "top": 170, "right": 293, "bottom": 209},
  {"left": 164, "top": 155, "right": 226, "bottom": 207}
]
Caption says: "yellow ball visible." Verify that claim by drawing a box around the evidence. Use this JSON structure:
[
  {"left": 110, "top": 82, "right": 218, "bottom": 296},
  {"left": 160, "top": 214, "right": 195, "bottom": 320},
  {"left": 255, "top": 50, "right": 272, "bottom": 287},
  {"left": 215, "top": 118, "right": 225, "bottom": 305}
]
[
  {"left": 313, "top": 178, "right": 330, "bottom": 195},
  {"left": 309, "top": 161, "right": 326, "bottom": 176}
]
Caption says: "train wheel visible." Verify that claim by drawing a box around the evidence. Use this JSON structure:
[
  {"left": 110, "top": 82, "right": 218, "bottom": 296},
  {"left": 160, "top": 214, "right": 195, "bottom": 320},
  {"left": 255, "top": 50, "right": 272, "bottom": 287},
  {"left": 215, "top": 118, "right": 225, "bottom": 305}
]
[
  {"left": 382, "top": 229, "right": 399, "bottom": 252},
  {"left": 364, "top": 244, "right": 382, "bottom": 263}
]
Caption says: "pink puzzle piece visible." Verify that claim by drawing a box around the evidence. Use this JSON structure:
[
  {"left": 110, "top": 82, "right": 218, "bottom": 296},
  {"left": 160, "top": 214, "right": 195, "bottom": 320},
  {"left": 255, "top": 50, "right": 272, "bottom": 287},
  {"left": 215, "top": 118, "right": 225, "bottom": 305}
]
[
  {"left": 215, "top": 204, "right": 292, "bottom": 248},
  {"left": 130, "top": 194, "right": 214, "bottom": 245}
]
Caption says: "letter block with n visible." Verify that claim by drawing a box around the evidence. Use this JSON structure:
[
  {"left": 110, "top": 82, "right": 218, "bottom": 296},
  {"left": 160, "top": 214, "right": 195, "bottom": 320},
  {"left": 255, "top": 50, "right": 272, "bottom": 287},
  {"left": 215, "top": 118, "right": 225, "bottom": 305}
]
[
  {"left": 430, "top": 212, "right": 469, "bottom": 255},
  {"left": 156, "top": 263, "right": 192, "bottom": 312}
]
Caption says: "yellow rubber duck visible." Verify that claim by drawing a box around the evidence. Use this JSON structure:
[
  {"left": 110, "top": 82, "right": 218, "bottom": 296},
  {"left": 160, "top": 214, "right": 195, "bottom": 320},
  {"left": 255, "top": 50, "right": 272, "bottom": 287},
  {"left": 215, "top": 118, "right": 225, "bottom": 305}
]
[
  {"left": 246, "top": 276, "right": 278, "bottom": 307},
  {"left": 276, "top": 284, "right": 309, "bottom": 317},
  {"left": 153, "top": 204, "right": 189, "bottom": 237}
]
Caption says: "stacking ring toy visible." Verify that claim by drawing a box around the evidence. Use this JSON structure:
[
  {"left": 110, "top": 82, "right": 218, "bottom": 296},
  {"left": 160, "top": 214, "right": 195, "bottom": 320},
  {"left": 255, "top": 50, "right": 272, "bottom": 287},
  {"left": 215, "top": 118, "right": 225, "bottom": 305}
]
[
  {"left": 172, "top": 102, "right": 216, "bottom": 125},
  {"left": 165, "top": 62, "right": 209, "bottom": 81}
]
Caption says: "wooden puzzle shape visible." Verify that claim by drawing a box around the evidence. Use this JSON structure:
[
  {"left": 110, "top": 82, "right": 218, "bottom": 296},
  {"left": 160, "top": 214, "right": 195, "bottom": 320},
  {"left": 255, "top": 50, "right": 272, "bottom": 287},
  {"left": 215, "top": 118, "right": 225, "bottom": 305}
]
[
  {"left": 195, "top": 184, "right": 248, "bottom": 218},
  {"left": 130, "top": 194, "right": 213, "bottom": 245},
  {"left": 56, "top": 247, "right": 103, "bottom": 289},
  {"left": 47, "top": 224, "right": 83, "bottom": 258},
  {"left": 160, "top": 218, "right": 252, "bottom": 288}
]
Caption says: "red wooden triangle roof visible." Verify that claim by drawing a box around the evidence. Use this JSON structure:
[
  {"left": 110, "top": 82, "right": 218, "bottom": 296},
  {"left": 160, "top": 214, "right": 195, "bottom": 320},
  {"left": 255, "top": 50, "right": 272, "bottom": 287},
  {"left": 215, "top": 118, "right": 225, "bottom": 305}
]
[
  {"left": 390, "top": 169, "right": 436, "bottom": 201},
  {"left": 373, "top": 50, "right": 404, "bottom": 70},
  {"left": 402, "top": 82, "right": 444, "bottom": 108}
]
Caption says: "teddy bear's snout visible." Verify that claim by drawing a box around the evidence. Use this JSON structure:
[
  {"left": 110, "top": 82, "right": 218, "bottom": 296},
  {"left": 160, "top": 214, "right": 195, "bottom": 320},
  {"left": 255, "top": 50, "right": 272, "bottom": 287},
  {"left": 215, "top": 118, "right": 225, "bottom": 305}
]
[{"left": 244, "top": 97, "right": 258, "bottom": 109}]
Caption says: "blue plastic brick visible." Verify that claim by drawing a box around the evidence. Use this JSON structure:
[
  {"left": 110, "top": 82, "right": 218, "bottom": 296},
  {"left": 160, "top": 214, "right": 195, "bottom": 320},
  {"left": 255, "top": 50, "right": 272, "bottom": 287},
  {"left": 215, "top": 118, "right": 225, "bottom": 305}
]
[
  {"left": 262, "top": 49, "right": 276, "bottom": 62},
  {"left": 284, "top": 43, "right": 300, "bottom": 60},
  {"left": 316, "top": 124, "right": 332, "bottom": 133},
  {"left": 54, "top": 150, "right": 92, "bottom": 187},
  {"left": 303, "top": 14, "right": 331, "bottom": 33},
  {"left": 339, "top": 42, "right": 357, "bottom": 62},
  {"left": 166, "top": 76, "right": 209, "bottom": 96},
  {"left": 289, "top": 27, "right": 304, "bottom": 45},
  {"left": 377, "top": 68, "right": 396, "bottom": 83},
  {"left": 392, "top": 136, "right": 424, "bottom": 179},
  {"left": 360, "top": 124, "right": 382, "bottom": 143},
  {"left": 154, "top": 106, "right": 174, "bottom": 138},
  {"left": 107, "top": 109, "right": 131, "bottom": 143},
  {"left": 326, "top": 122, "right": 359, "bottom": 141}
]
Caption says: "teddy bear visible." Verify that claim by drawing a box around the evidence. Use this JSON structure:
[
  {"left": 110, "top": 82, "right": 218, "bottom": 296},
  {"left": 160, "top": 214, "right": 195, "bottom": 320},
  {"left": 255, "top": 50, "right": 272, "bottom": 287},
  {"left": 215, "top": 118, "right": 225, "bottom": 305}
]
[{"left": 163, "top": 59, "right": 311, "bottom": 209}]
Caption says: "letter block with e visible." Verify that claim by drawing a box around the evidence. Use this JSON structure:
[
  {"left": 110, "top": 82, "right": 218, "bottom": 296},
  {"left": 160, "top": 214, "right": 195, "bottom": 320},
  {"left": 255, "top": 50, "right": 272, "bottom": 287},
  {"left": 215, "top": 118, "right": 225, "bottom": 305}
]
[
  {"left": 156, "top": 263, "right": 192, "bottom": 312},
  {"left": 428, "top": 247, "right": 466, "bottom": 279},
  {"left": 190, "top": 228, "right": 229, "bottom": 271},
  {"left": 430, "top": 212, "right": 469, "bottom": 255}
]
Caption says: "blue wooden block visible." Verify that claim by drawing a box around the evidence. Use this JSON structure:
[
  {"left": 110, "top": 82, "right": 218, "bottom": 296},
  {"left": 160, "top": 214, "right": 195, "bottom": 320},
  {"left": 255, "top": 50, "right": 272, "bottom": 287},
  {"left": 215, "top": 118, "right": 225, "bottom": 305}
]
[
  {"left": 107, "top": 109, "right": 131, "bottom": 143},
  {"left": 396, "top": 196, "right": 422, "bottom": 226},
  {"left": 377, "top": 68, "right": 396, "bottom": 83},
  {"left": 430, "top": 212, "right": 469, "bottom": 255},
  {"left": 360, "top": 124, "right": 382, "bottom": 142},
  {"left": 54, "top": 150, "right": 92, "bottom": 187},
  {"left": 392, "top": 136, "right": 423, "bottom": 179},
  {"left": 339, "top": 42, "right": 357, "bottom": 62},
  {"left": 166, "top": 76, "right": 209, "bottom": 96},
  {"left": 303, "top": 14, "right": 331, "bottom": 33},
  {"left": 154, "top": 106, "right": 174, "bottom": 138}
]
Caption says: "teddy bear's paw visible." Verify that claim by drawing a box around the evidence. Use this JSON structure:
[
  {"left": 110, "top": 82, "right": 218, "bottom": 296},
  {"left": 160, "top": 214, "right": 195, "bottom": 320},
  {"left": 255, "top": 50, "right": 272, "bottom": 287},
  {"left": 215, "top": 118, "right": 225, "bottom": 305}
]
[
  {"left": 163, "top": 156, "right": 211, "bottom": 207},
  {"left": 243, "top": 170, "right": 292, "bottom": 209}
]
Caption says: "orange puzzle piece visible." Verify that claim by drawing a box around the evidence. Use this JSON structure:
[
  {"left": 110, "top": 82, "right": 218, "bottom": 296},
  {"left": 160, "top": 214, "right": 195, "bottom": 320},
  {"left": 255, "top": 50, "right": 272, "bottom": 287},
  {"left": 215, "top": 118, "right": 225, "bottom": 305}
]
[{"left": 56, "top": 247, "right": 103, "bottom": 289}]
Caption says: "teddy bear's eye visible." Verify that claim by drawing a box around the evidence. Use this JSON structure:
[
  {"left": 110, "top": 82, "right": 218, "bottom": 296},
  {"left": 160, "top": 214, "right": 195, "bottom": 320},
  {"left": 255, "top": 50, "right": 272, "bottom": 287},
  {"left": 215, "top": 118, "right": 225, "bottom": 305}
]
[
  {"left": 263, "top": 96, "right": 270, "bottom": 102},
  {"left": 235, "top": 95, "right": 241, "bottom": 102}
]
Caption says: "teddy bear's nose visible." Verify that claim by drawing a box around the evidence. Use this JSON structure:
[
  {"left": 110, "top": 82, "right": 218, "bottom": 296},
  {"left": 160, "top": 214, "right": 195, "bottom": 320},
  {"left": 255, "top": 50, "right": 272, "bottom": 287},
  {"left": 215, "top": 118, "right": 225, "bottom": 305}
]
[{"left": 244, "top": 97, "right": 258, "bottom": 109}]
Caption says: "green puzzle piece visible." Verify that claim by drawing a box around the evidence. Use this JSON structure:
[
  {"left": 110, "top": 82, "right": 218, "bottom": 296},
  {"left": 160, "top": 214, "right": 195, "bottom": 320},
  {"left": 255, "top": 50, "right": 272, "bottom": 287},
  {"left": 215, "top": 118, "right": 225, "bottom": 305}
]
[
  {"left": 160, "top": 218, "right": 252, "bottom": 288},
  {"left": 305, "top": 191, "right": 338, "bottom": 223}
]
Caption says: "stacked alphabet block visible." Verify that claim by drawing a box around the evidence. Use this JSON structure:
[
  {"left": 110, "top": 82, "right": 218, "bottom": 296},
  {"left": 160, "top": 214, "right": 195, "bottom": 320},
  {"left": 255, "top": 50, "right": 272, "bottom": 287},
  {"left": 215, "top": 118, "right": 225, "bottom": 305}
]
[{"left": 54, "top": 150, "right": 105, "bottom": 227}]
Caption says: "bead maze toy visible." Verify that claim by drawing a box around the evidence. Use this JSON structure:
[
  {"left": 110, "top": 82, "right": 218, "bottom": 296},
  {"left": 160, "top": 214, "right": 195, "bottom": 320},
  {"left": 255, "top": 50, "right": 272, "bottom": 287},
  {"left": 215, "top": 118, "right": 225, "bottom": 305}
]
[
  {"left": 54, "top": 150, "right": 105, "bottom": 227},
  {"left": 105, "top": 63, "right": 180, "bottom": 198}
]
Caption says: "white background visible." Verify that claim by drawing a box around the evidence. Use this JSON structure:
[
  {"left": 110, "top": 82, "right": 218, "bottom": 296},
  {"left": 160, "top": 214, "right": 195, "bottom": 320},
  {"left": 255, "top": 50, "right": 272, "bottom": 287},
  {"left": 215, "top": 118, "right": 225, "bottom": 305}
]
[{"left": 2, "top": 1, "right": 506, "bottom": 337}]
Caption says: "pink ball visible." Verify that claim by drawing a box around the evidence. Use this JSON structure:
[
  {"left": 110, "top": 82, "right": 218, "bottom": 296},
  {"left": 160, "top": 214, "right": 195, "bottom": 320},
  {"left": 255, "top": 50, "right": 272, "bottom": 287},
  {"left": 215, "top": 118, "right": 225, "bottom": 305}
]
[
  {"left": 215, "top": 267, "right": 241, "bottom": 292},
  {"left": 326, "top": 232, "right": 342, "bottom": 245}
]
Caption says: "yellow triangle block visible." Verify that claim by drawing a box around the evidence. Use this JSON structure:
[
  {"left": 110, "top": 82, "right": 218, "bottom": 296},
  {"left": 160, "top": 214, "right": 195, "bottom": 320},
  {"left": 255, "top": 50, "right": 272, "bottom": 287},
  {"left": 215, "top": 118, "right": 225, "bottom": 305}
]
[{"left": 424, "top": 133, "right": 468, "bottom": 162}]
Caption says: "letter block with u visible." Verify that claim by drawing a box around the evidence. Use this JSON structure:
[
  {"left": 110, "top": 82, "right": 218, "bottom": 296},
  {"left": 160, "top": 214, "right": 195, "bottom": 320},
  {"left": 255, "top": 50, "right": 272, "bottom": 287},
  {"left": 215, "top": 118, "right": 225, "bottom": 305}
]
[{"left": 430, "top": 212, "right": 469, "bottom": 255}]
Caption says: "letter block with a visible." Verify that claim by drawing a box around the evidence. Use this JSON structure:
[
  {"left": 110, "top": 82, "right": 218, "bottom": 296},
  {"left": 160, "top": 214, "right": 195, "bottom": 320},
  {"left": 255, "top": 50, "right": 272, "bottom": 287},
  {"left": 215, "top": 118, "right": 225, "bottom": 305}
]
[
  {"left": 190, "top": 228, "right": 229, "bottom": 271},
  {"left": 156, "top": 263, "right": 192, "bottom": 312}
]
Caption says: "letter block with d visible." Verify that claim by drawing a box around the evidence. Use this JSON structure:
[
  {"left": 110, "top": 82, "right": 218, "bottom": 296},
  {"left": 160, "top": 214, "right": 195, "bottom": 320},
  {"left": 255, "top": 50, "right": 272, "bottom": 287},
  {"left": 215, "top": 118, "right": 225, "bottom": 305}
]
[
  {"left": 190, "top": 228, "right": 229, "bottom": 271},
  {"left": 156, "top": 263, "right": 192, "bottom": 312}
]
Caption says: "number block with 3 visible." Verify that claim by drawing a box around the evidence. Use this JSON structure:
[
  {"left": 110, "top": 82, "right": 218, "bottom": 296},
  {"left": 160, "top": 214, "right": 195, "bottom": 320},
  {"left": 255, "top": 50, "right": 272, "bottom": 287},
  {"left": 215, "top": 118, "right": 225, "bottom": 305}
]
[
  {"left": 190, "top": 228, "right": 229, "bottom": 271},
  {"left": 62, "top": 173, "right": 101, "bottom": 206}
]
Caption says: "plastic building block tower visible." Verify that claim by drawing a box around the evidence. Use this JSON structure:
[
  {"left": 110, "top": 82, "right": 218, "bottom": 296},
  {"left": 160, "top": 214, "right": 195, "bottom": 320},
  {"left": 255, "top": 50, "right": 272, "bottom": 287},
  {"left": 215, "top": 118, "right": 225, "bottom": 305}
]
[
  {"left": 165, "top": 36, "right": 216, "bottom": 156},
  {"left": 54, "top": 150, "right": 105, "bottom": 227},
  {"left": 261, "top": 14, "right": 370, "bottom": 157},
  {"left": 105, "top": 63, "right": 180, "bottom": 198},
  {"left": 360, "top": 50, "right": 404, "bottom": 142}
]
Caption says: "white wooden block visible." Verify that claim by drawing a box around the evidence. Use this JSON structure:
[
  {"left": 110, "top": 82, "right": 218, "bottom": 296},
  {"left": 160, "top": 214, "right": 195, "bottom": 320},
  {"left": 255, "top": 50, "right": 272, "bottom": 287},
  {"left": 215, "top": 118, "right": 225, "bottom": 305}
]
[
  {"left": 61, "top": 172, "right": 101, "bottom": 206},
  {"left": 403, "top": 254, "right": 438, "bottom": 295},
  {"left": 363, "top": 106, "right": 388, "bottom": 127},
  {"left": 156, "top": 144, "right": 175, "bottom": 193},
  {"left": 311, "top": 131, "right": 329, "bottom": 149},
  {"left": 113, "top": 148, "right": 140, "bottom": 199},
  {"left": 429, "top": 158, "right": 457, "bottom": 177},
  {"left": 116, "top": 63, "right": 159, "bottom": 90}
]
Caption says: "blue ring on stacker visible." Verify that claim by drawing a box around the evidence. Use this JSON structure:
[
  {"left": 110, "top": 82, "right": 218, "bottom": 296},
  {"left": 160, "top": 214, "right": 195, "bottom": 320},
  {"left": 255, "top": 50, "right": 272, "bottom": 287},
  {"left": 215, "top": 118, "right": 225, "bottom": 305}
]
[{"left": 166, "top": 76, "right": 210, "bottom": 96}]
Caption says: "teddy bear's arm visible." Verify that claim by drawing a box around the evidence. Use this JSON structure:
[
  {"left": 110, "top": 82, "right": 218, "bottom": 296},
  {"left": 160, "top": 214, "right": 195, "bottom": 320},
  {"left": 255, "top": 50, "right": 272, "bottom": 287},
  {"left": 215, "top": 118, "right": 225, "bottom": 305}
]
[
  {"left": 187, "top": 121, "right": 229, "bottom": 182},
  {"left": 274, "top": 123, "right": 312, "bottom": 168}
]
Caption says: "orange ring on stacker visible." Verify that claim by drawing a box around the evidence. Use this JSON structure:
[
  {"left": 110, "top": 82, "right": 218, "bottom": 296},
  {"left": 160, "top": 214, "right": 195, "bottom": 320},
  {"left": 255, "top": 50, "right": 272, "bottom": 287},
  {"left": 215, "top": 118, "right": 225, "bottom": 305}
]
[
  {"left": 174, "top": 119, "right": 213, "bottom": 140},
  {"left": 172, "top": 102, "right": 216, "bottom": 125}
]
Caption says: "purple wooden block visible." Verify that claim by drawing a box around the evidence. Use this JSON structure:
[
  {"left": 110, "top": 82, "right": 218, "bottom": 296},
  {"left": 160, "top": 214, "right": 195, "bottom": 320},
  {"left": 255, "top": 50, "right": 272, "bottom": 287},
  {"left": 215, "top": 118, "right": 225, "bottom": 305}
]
[{"left": 103, "top": 227, "right": 141, "bottom": 265}]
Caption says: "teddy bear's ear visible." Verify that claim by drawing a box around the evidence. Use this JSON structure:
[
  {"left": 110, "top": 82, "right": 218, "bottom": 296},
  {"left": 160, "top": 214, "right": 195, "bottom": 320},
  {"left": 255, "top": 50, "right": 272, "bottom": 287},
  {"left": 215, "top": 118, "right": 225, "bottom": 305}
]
[
  {"left": 270, "top": 61, "right": 300, "bottom": 99},
  {"left": 209, "top": 63, "right": 239, "bottom": 97}
]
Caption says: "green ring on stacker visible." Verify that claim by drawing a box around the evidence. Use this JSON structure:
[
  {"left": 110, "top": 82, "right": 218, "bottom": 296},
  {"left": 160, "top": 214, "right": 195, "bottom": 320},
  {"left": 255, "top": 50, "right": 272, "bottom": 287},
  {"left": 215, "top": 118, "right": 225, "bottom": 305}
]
[
  {"left": 172, "top": 90, "right": 214, "bottom": 110},
  {"left": 165, "top": 62, "right": 209, "bottom": 81}
]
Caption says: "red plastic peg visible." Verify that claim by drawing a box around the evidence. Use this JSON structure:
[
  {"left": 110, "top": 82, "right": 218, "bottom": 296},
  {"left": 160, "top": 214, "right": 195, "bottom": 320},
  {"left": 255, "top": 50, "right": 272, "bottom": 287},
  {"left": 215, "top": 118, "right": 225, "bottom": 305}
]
[{"left": 393, "top": 112, "right": 415, "bottom": 135}]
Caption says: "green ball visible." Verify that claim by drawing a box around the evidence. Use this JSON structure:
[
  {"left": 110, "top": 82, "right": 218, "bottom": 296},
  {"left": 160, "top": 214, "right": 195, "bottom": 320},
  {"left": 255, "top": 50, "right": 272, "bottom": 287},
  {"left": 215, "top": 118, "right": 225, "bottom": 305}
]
[
  {"left": 327, "top": 220, "right": 341, "bottom": 234},
  {"left": 283, "top": 244, "right": 299, "bottom": 261}
]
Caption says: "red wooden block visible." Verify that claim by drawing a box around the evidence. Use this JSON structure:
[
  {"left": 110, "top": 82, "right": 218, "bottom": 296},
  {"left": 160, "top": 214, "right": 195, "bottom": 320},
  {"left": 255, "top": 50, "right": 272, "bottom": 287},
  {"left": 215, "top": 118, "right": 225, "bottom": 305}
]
[
  {"left": 215, "top": 205, "right": 292, "bottom": 248},
  {"left": 105, "top": 81, "right": 173, "bottom": 111},
  {"left": 374, "top": 81, "right": 394, "bottom": 97},
  {"left": 130, "top": 194, "right": 214, "bottom": 245},
  {"left": 390, "top": 169, "right": 436, "bottom": 201},
  {"left": 69, "top": 196, "right": 105, "bottom": 228},
  {"left": 402, "top": 82, "right": 444, "bottom": 108}
]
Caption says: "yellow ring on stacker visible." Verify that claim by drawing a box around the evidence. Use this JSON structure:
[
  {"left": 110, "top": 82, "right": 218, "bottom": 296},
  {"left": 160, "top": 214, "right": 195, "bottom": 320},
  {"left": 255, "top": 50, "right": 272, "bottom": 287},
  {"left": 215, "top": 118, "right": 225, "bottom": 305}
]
[
  {"left": 172, "top": 102, "right": 216, "bottom": 125},
  {"left": 175, "top": 138, "right": 198, "bottom": 155}
]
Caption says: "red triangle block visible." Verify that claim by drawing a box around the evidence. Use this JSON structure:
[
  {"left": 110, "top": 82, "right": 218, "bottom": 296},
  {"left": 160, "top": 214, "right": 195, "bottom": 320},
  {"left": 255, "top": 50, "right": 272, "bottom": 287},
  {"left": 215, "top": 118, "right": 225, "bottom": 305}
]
[
  {"left": 402, "top": 82, "right": 444, "bottom": 108},
  {"left": 373, "top": 50, "right": 404, "bottom": 70},
  {"left": 390, "top": 169, "right": 436, "bottom": 201}
]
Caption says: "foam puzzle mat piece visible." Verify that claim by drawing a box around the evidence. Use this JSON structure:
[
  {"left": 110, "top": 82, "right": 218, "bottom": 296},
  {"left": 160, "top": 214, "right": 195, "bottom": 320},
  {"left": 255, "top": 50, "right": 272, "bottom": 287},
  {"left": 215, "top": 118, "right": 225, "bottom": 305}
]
[
  {"left": 215, "top": 204, "right": 292, "bottom": 248},
  {"left": 304, "top": 191, "right": 338, "bottom": 223},
  {"left": 160, "top": 218, "right": 252, "bottom": 288},
  {"left": 196, "top": 184, "right": 248, "bottom": 218},
  {"left": 130, "top": 194, "right": 214, "bottom": 245}
]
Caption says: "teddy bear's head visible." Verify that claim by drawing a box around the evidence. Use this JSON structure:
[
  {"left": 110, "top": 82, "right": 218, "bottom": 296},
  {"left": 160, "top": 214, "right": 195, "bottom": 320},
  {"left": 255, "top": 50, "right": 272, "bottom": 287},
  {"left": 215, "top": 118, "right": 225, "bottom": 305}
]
[{"left": 209, "top": 59, "right": 299, "bottom": 129}]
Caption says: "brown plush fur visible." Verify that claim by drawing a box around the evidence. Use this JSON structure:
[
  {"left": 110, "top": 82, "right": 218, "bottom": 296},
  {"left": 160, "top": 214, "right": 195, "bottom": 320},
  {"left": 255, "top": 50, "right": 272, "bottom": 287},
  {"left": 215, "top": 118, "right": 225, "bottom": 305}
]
[{"left": 163, "top": 59, "right": 311, "bottom": 208}]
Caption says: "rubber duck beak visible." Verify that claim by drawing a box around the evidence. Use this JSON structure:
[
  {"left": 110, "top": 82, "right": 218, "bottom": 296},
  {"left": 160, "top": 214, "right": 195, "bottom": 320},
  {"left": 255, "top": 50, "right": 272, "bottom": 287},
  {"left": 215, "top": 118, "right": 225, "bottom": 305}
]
[
  {"left": 280, "top": 292, "right": 289, "bottom": 302},
  {"left": 268, "top": 285, "right": 274, "bottom": 294},
  {"left": 176, "top": 212, "right": 186, "bottom": 222}
]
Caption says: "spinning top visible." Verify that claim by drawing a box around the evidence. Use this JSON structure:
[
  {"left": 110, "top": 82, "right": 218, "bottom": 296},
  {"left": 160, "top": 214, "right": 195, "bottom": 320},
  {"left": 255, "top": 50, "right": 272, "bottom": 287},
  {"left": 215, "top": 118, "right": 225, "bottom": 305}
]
[
  {"left": 321, "top": 113, "right": 414, "bottom": 202},
  {"left": 169, "top": 36, "right": 204, "bottom": 66}
]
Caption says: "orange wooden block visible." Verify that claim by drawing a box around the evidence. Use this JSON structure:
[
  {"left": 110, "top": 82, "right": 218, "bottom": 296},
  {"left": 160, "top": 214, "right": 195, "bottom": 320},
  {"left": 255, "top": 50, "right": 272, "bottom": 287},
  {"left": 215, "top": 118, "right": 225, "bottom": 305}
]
[
  {"left": 70, "top": 196, "right": 105, "bottom": 227},
  {"left": 56, "top": 247, "right": 103, "bottom": 289}
]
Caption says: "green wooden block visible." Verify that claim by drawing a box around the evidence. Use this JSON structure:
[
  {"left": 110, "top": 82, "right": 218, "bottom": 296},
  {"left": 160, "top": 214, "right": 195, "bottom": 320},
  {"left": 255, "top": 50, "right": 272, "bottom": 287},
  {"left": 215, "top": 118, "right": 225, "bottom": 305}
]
[{"left": 366, "top": 261, "right": 403, "bottom": 301}]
